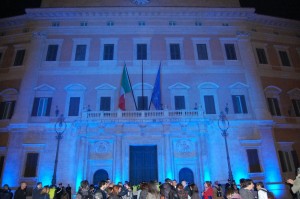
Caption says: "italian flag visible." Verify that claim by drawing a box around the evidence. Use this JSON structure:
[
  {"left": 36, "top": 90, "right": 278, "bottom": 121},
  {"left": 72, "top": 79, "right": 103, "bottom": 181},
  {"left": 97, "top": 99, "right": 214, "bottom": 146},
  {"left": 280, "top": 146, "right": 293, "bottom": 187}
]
[{"left": 118, "top": 65, "right": 132, "bottom": 110}]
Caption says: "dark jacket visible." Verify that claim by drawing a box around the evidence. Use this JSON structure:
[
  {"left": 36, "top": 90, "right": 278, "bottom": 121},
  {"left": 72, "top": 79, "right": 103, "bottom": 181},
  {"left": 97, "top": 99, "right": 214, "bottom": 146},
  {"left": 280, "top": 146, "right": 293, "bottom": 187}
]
[
  {"left": 13, "top": 188, "right": 26, "bottom": 199},
  {"left": 32, "top": 187, "right": 42, "bottom": 199},
  {"left": 0, "top": 189, "right": 13, "bottom": 199}
]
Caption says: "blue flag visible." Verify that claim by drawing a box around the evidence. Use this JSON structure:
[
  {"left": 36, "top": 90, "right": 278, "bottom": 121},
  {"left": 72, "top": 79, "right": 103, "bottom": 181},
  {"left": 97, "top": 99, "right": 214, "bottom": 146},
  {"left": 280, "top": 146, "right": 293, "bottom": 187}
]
[{"left": 150, "top": 64, "right": 162, "bottom": 110}]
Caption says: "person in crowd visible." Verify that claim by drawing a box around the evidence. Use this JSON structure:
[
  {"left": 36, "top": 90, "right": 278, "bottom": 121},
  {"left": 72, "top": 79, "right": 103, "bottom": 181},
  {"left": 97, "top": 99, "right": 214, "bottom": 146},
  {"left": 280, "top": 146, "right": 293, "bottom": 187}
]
[
  {"left": 159, "top": 178, "right": 178, "bottom": 199},
  {"left": 181, "top": 180, "right": 191, "bottom": 197},
  {"left": 95, "top": 180, "right": 108, "bottom": 199},
  {"left": 55, "top": 183, "right": 64, "bottom": 199},
  {"left": 212, "top": 181, "right": 223, "bottom": 199},
  {"left": 0, "top": 184, "right": 13, "bottom": 199},
  {"left": 66, "top": 184, "right": 72, "bottom": 199},
  {"left": 139, "top": 182, "right": 149, "bottom": 199},
  {"left": 172, "top": 180, "right": 178, "bottom": 189},
  {"left": 49, "top": 185, "right": 56, "bottom": 199},
  {"left": 76, "top": 180, "right": 94, "bottom": 199},
  {"left": 239, "top": 179, "right": 255, "bottom": 199},
  {"left": 108, "top": 185, "right": 121, "bottom": 199},
  {"left": 61, "top": 188, "right": 70, "bottom": 199},
  {"left": 201, "top": 181, "right": 213, "bottom": 199},
  {"left": 146, "top": 181, "right": 160, "bottom": 199},
  {"left": 189, "top": 183, "right": 200, "bottom": 199},
  {"left": 226, "top": 188, "right": 242, "bottom": 199},
  {"left": 33, "top": 182, "right": 43, "bottom": 199},
  {"left": 287, "top": 168, "right": 300, "bottom": 199},
  {"left": 40, "top": 186, "right": 50, "bottom": 199},
  {"left": 176, "top": 183, "right": 188, "bottom": 199},
  {"left": 121, "top": 182, "right": 133, "bottom": 199},
  {"left": 14, "top": 182, "right": 27, "bottom": 199},
  {"left": 256, "top": 182, "right": 268, "bottom": 199}
]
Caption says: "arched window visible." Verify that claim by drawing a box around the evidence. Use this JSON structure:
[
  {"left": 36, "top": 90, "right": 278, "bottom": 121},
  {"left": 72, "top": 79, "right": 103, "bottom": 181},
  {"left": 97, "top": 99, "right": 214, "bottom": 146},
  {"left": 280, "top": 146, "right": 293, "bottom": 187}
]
[
  {"left": 93, "top": 169, "right": 109, "bottom": 185},
  {"left": 179, "top": 168, "right": 194, "bottom": 184}
]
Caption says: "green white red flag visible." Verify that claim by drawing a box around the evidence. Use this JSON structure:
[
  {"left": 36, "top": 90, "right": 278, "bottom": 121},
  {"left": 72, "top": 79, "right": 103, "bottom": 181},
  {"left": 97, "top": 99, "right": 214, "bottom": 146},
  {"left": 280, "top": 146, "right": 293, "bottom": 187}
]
[{"left": 118, "top": 65, "right": 132, "bottom": 110}]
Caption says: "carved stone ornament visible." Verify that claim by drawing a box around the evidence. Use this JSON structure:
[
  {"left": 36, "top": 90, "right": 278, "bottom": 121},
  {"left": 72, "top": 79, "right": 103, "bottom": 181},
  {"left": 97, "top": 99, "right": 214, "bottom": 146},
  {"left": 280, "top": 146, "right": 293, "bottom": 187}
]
[
  {"left": 176, "top": 139, "right": 192, "bottom": 153},
  {"left": 131, "top": 0, "right": 150, "bottom": 5},
  {"left": 94, "top": 141, "right": 110, "bottom": 154}
]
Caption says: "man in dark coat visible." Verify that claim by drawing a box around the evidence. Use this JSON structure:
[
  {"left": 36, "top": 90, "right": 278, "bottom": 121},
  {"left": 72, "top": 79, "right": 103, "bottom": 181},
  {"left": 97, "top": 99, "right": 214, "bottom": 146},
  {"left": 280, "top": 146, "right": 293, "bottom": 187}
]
[
  {"left": 13, "top": 182, "right": 27, "bottom": 199},
  {"left": 0, "top": 184, "right": 13, "bottom": 199},
  {"left": 32, "top": 182, "right": 42, "bottom": 199}
]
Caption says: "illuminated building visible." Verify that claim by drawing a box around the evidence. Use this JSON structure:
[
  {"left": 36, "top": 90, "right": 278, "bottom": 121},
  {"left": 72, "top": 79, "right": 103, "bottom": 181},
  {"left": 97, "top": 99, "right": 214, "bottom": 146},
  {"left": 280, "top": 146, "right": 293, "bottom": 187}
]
[{"left": 0, "top": 0, "right": 299, "bottom": 198}]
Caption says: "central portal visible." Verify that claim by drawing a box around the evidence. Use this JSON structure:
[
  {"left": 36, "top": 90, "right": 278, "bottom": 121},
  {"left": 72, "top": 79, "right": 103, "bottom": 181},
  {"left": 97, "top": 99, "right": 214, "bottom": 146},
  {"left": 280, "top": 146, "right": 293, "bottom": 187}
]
[{"left": 129, "top": 145, "right": 158, "bottom": 185}]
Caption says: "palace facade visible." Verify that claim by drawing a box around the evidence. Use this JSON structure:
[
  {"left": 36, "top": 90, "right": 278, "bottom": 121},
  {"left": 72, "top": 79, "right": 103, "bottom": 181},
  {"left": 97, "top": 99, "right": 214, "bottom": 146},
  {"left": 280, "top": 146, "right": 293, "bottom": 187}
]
[{"left": 0, "top": 0, "right": 300, "bottom": 198}]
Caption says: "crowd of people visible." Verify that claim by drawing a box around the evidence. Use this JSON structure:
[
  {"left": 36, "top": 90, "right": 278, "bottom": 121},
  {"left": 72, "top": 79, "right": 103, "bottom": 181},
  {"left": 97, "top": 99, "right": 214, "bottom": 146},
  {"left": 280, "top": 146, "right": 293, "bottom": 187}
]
[{"left": 1, "top": 171, "right": 300, "bottom": 199}]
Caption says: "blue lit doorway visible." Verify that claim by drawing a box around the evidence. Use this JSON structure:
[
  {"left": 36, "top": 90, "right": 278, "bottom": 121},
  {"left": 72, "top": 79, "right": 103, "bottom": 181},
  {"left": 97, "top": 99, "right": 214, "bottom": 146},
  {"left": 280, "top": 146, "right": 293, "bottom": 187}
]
[
  {"left": 93, "top": 169, "right": 109, "bottom": 185},
  {"left": 129, "top": 145, "right": 158, "bottom": 185},
  {"left": 179, "top": 168, "right": 194, "bottom": 184}
]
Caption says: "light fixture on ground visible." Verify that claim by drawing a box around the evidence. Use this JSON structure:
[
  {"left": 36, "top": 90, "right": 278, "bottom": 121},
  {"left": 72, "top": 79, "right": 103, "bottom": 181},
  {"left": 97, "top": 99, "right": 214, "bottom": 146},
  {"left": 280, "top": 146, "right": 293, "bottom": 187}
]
[
  {"left": 51, "top": 114, "right": 66, "bottom": 185},
  {"left": 218, "top": 111, "right": 234, "bottom": 184}
]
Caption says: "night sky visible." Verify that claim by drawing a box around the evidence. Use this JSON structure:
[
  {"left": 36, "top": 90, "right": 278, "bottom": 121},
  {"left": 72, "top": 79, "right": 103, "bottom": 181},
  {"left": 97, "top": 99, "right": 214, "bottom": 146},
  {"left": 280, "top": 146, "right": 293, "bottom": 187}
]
[{"left": 0, "top": 0, "right": 299, "bottom": 21}]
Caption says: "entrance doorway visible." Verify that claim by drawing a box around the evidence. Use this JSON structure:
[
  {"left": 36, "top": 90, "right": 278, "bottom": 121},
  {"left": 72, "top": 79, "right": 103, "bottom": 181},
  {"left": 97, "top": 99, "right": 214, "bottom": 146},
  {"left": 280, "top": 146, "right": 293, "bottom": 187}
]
[
  {"left": 179, "top": 168, "right": 194, "bottom": 184},
  {"left": 93, "top": 169, "right": 109, "bottom": 185},
  {"left": 129, "top": 145, "right": 158, "bottom": 185}
]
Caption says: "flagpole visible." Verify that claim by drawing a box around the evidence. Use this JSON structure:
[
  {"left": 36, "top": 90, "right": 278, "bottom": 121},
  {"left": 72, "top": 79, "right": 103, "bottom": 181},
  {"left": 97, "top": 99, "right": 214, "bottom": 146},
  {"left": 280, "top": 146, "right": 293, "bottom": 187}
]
[
  {"left": 125, "top": 65, "right": 138, "bottom": 110},
  {"left": 142, "top": 60, "right": 144, "bottom": 110}
]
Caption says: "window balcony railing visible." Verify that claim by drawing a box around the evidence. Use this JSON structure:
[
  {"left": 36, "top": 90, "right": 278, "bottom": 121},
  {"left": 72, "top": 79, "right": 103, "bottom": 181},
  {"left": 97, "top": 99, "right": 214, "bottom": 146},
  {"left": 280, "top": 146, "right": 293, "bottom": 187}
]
[{"left": 82, "top": 109, "right": 206, "bottom": 121}]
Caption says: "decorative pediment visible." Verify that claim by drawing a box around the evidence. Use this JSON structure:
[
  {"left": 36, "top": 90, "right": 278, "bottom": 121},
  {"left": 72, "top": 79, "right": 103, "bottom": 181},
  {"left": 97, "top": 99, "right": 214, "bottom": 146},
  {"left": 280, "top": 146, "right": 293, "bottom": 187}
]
[
  {"left": 287, "top": 88, "right": 300, "bottom": 99},
  {"left": 197, "top": 82, "right": 219, "bottom": 89},
  {"left": 34, "top": 84, "right": 55, "bottom": 91},
  {"left": 65, "top": 83, "right": 86, "bottom": 91},
  {"left": 168, "top": 82, "right": 190, "bottom": 90},
  {"left": 264, "top": 86, "right": 282, "bottom": 95},
  {"left": 132, "top": 83, "right": 153, "bottom": 90},
  {"left": 95, "top": 83, "right": 116, "bottom": 90},
  {"left": 229, "top": 82, "right": 249, "bottom": 89}
]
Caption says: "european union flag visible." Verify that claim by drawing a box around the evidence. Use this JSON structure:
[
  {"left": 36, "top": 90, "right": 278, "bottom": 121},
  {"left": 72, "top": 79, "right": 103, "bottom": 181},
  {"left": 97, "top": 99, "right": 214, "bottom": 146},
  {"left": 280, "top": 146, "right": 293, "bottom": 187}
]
[{"left": 150, "top": 64, "right": 162, "bottom": 110}]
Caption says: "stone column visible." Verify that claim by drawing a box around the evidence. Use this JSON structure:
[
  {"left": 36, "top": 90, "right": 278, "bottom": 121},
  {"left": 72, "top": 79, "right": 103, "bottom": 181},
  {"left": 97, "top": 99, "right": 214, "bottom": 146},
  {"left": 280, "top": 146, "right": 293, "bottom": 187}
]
[
  {"left": 163, "top": 123, "right": 172, "bottom": 179},
  {"left": 11, "top": 32, "right": 46, "bottom": 123},
  {"left": 75, "top": 136, "right": 88, "bottom": 190},
  {"left": 114, "top": 134, "right": 123, "bottom": 183},
  {"left": 237, "top": 32, "right": 271, "bottom": 120}
]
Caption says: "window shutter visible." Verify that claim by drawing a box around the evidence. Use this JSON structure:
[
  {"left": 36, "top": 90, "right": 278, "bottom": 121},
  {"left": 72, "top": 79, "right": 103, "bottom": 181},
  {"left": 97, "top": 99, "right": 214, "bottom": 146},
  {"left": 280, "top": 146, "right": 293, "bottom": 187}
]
[
  {"left": 24, "top": 153, "right": 39, "bottom": 177},
  {"left": 246, "top": 149, "right": 262, "bottom": 173},
  {"left": 8, "top": 101, "right": 15, "bottom": 119},
  {"left": 278, "top": 150, "right": 287, "bottom": 172},
  {"left": 68, "top": 97, "right": 80, "bottom": 116},
  {"left": 175, "top": 96, "right": 185, "bottom": 110},
  {"left": 75, "top": 45, "right": 86, "bottom": 61},
  {"left": 45, "top": 98, "right": 52, "bottom": 116},
  {"left": 31, "top": 98, "right": 40, "bottom": 116},
  {"left": 292, "top": 100, "right": 300, "bottom": 116},
  {"left": 232, "top": 95, "right": 238, "bottom": 113},
  {"left": 204, "top": 95, "right": 216, "bottom": 114},
  {"left": 197, "top": 44, "right": 208, "bottom": 60},
  {"left": 241, "top": 95, "right": 248, "bottom": 113},
  {"left": 46, "top": 45, "right": 58, "bottom": 61},
  {"left": 100, "top": 97, "right": 111, "bottom": 111}
]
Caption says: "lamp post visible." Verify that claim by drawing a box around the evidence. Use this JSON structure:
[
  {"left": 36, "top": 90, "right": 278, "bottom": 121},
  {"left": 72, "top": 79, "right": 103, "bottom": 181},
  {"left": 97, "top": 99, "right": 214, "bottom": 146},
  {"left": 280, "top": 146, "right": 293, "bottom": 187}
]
[
  {"left": 51, "top": 114, "right": 66, "bottom": 186},
  {"left": 218, "top": 111, "right": 234, "bottom": 184}
]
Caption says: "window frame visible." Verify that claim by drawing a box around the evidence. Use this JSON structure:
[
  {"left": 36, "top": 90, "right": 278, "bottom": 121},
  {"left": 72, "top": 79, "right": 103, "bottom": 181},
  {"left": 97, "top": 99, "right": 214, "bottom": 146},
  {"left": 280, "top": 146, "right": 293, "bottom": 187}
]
[
  {"left": 12, "top": 44, "right": 27, "bottom": 67},
  {"left": 95, "top": 83, "right": 116, "bottom": 112},
  {"left": 246, "top": 148, "right": 262, "bottom": 173},
  {"left": 71, "top": 38, "right": 91, "bottom": 66},
  {"left": 100, "top": 38, "right": 119, "bottom": 66},
  {"left": 165, "top": 38, "right": 184, "bottom": 65},
  {"left": 264, "top": 86, "right": 282, "bottom": 117},
  {"left": 275, "top": 45, "right": 293, "bottom": 69}
]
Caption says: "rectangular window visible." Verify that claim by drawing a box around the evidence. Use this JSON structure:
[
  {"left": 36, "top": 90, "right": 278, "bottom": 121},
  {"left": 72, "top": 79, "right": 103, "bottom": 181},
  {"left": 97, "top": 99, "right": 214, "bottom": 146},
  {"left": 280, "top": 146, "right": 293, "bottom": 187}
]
[
  {"left": 137, "top": 44, "right": 147, "bottom": 60},
  {"left": 170, "top": 44, "right": 181, "bottom": 60},
  {"left": 0, "top": 156, "right": 4, "bottom": 178},
  {"left": 174, "top": 96, "right": 185, "bottom": 110},
  {"left": 103, "top": 44, "right": 114, "bottom": 60},
  {"left": 24, "top": 153, "right": 39, "bottom": 177},
  {"left": 100, "top": 97, "right": 111, "bottom": 111},
  {"left": 75, "top": 45, "right": 87, "bottom": 61},
  {"left": 246, "top": 149, "right": 262, "bottom": 173},
  {"left": 256, "top": 48, "right": 268, "bottom": 64},
  {"left": 224, "top": 44, "right": 237, "bottom": 60},
  {"left": 138, "top": 96, "right": 148, "bottom": 110},
  {"left": 13, "top": 49, "right": 26, "bottom": 66},
  {"left": 292, "top": 99, "right": 300, "bottom": 117},
  {"left": 278, "top": 150, "right": 293, "bottom": 172},
  {"left": 0, "top": 52, "right": 3, "bottom": 63},
  {"left": 279, "top": 51, "right": 291, "bottom": 66},
  {"left": 0, "top": 101, "right": 16, "bottom": 120},
  {"left": 46, "top": 45, "right": 58, "bottom": 61},
  {"left": 232, "top": 95, "right": 248, "bottom": 114},
  {"left": 204, "top": 95, "right": 216, "bottom": 114},
  {"left": 267, "top": 98, "right": 281, "bottom": 116},
  {"left": 68, "top": 97, "right": 80, "bottom": 116},
  {"left": 31, "top": 97, "right": 52, "bottom": 117},
  {"left": 196, "top": 44, "right": 208, "bottom": 60}
]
